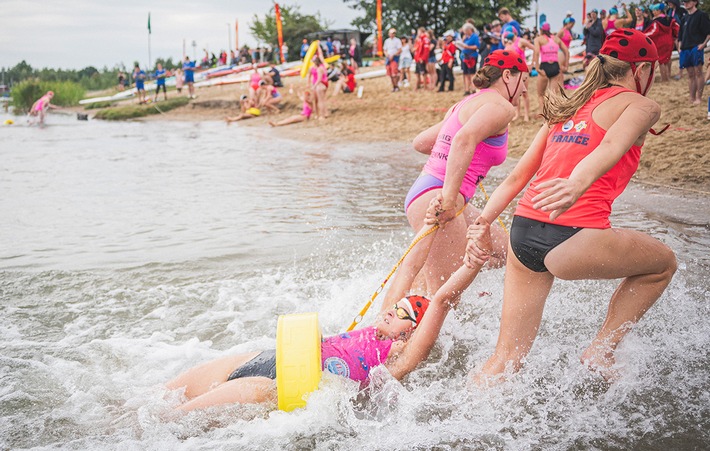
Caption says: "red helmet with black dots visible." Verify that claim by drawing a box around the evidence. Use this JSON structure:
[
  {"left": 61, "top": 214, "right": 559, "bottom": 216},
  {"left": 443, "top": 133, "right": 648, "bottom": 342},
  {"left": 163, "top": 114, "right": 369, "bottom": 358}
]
[
  {"left": 600, "top": 28, "right": 658, "bottom": 63},
  {"left": 483, "top": 49, "right": 529, "bottom": 73},
  {"left": 600, "top": 29, "right": 658, "bottom": 95}
]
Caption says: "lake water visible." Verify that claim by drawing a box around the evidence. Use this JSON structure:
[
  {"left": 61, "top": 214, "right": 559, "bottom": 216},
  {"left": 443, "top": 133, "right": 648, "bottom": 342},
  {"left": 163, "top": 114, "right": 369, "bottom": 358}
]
[{"left": 1, "top": 113, "right": 708, "bottom": 450}]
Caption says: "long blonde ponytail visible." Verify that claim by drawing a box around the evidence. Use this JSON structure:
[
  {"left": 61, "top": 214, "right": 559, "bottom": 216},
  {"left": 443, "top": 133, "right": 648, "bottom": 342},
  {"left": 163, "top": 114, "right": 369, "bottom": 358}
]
[{"left": 542, "top": 55, "right": 631, "bottom": 124}]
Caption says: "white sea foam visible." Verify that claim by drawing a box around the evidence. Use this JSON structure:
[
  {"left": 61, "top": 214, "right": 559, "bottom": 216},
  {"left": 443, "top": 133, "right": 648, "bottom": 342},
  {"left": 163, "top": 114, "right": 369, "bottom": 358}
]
[{"left": 0, "top": 117, "right": 707, "bottom": 449}]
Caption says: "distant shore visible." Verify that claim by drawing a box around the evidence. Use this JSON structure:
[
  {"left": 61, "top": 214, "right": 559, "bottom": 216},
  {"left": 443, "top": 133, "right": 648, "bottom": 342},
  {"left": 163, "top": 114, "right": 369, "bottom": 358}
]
[{"left": 77, "top": 62, "right": 710, "bottom": 193}]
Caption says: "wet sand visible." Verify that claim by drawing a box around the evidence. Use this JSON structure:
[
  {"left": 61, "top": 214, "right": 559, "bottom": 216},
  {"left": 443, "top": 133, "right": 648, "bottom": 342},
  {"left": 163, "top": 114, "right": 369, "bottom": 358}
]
[{"left": 96, "top": 61, "right": 710, "bottom": 193}]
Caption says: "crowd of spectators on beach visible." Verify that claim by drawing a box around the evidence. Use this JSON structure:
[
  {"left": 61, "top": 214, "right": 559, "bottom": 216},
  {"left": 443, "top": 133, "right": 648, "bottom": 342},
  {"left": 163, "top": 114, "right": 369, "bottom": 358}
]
[{"left": 116, "top": 1, "right": 709, "bottom": 113}]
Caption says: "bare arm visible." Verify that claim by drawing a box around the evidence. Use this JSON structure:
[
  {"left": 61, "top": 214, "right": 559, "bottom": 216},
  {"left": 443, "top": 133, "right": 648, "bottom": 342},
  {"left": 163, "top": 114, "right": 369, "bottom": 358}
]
[
  {"left": 412, "top": 107, "right": 454, "bottom": 154},
  {"left": 379, "top": 225, "right": 438, "bottom": 314},
  {"left": 521, "top": 38, "right": 535, "bottom": 51},
  {"left": 385, "top": 255, "right": 487, "bottom": 380},
  {"left": 557, "top": 37, "right": 570, "bottom": 70},
  {"left": 532, "top": 98, "right": 661, "bottom": 220},
  {"left": 439, "top": 101, "right": 515, "bottom": 210},
  {"left": 533, "top": 38, "right": 541, "bottom": 69}
]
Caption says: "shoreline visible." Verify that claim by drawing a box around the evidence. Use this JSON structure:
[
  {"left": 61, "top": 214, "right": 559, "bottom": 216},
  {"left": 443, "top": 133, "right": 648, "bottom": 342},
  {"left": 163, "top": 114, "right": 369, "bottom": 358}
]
[{"left": 75, "top": 61, "right": 710, "bottom": 193}]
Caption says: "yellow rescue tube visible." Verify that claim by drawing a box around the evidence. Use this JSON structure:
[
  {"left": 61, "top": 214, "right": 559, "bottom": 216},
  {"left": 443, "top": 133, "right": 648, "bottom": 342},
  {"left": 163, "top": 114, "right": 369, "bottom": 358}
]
[
  {"left": 300, "top": 40, "right": 320, "bottom": 78},
  {"left": 276, "top": 312, "right": 322, "bottom": 411},
  {"left": 246, "top": 107, "right": 261, "bottom": 116},
  {"left": 4, "top": 119, "right": 14, "bottom": 125}
]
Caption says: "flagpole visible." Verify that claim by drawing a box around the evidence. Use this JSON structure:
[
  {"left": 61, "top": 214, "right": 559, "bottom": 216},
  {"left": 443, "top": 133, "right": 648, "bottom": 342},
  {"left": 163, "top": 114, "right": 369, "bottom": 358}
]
[{"left": 148, "top": 12, "right": 152, "bottom": 69}]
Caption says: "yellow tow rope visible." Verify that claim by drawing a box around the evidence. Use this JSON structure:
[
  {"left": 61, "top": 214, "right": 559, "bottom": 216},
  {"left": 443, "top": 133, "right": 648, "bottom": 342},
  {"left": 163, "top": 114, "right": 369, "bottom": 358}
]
[
  {"left": 345, "top": 182, "right": 511, "bottom": 331},
  {"left": 346, "top": 204, "right": 466, "bottom": 331},
  {"left": 477, "top": 183, "right": 509, "bottom": 235}
]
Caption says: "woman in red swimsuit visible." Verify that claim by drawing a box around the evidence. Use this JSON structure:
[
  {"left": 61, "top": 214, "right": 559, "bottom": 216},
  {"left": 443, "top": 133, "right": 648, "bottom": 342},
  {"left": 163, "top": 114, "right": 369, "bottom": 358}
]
[{"left": 461, "top": 29, "right": 677, "bottom": 383}]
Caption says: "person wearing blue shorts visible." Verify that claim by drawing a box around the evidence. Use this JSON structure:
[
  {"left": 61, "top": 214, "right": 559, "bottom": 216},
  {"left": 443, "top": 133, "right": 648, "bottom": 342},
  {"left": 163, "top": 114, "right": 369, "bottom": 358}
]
[
  {"left": 133, "top": 65, "right": 146, "bottom": 104},
  {"left": 458, "top": 22, "right": 480, "bottom": 95},
  {"left": 153, "top": 63, "right": 167, "bottom": 102},
  {"left": 182, "top": 56, "right": 197, "bottom": 99},
  {"left": 678, "top": 0, "right": 710, "bottom": 103}
]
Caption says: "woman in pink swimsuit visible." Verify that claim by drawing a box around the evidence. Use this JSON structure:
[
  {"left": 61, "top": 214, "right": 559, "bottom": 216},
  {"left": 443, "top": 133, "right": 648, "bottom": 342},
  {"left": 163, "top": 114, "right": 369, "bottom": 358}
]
[
  {"left": 533, "top": 23, "right": 570, "bottom": 111},
  {"left": 168, "top": 222, "right": 492, "bottom": 411},
  {"left": 557, "top": 17, "right": 575, "bottom": 49},
  {"left": 310, "top": 56, "right": 329, "bottom": 119},
  {"left": 248, "top": 66, "right": 262, "bottom": 101},
  {"left": 404, "top": 50, "right": 529, "bottom": 296}
]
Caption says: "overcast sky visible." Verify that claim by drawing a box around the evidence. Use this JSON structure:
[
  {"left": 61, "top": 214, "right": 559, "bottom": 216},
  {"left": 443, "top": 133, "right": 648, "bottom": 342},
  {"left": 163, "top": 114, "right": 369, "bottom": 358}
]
[{"left": 2, "top": 1, "right": 617, "bottom": 70}]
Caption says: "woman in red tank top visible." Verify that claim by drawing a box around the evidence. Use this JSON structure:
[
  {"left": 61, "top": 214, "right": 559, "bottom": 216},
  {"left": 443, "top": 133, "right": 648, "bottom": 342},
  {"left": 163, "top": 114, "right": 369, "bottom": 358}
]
[{"left": 457, "top": 29, "right": 677, "bottom": 383}]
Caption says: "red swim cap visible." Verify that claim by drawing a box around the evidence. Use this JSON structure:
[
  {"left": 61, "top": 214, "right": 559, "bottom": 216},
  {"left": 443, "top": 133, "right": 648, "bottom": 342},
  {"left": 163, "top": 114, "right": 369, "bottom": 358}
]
[
  {"left": 401, "top": 295, "right": 430, "bottom": 327},
  {"left": 600, "top": 29, "right": 658, "bottom": 63},
  {"left": 483, "top": 49, "right": 529, "bottom": 73}
]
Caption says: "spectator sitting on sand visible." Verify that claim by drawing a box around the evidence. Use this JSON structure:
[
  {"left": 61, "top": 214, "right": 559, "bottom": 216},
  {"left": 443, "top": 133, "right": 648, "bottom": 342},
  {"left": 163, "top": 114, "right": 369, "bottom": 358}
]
[
  {"left": 257, "top": 80, "right": 282, "bottom": 114},
  {"left": 225, "top": 95, "right": 261, "bottom": 123},
  {"left": 269, "top": 90, "right": 314, "bottom": 127},
  {"left": 332, "top": 65, "right": 357, "bottom": 96}
]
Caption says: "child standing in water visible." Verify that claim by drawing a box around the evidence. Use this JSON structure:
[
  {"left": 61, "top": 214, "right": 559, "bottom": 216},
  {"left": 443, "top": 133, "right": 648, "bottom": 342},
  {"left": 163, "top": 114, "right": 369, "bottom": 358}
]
[{"left": 28, "top": 91, "right": 58, "bottom": 125}]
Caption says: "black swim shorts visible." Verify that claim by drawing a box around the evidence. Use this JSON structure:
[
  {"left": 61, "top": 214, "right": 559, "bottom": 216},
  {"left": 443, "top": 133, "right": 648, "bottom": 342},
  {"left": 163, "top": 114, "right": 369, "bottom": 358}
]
[
  {"left": 510, "top": 216, "right": 581, "bottom": 272},
  {"left": 539, "top": 62, "right": 561, "bottom": 78},
  {"left": 227, "top": 350, "right": 277, "bottom": 381}
]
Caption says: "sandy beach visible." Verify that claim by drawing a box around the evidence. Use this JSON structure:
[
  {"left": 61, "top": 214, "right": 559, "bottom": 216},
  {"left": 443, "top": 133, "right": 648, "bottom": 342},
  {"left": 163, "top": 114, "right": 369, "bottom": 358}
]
[{"left": 93, "top": 62, "right": 709, "bottom": 193}]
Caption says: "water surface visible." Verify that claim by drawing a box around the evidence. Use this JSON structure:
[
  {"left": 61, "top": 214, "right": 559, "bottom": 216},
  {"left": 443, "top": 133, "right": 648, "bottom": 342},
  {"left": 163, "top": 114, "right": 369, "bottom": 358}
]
[{"left": 1, "top": 114, "right": 708, "bottom": 450}]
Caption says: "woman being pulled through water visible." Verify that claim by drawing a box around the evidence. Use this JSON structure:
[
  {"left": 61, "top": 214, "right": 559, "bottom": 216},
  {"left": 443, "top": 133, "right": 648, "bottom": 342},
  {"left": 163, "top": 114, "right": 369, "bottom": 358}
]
[{"left": 167, "top": 224, "right": 491, "bottom": 411}]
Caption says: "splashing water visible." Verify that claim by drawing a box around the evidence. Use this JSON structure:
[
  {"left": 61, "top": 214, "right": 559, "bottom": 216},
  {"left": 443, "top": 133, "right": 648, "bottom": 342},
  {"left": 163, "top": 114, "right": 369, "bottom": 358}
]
[{"left": 1, "top": 114, "right": 708, "bottom": 449}]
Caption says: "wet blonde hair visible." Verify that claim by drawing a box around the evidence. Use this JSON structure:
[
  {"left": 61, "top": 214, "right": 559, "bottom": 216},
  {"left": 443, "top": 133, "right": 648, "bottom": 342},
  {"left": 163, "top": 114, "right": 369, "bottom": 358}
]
[
  {"left": 542, "top": 54, "right": 634, "bottom": 124},
  {"left": 472, "top": 66, "right": 521, "bottom": 89}
]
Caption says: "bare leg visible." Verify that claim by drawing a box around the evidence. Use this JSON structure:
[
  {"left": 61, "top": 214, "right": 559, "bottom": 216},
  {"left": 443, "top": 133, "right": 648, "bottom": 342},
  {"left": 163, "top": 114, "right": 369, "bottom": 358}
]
[
  {"left": 695, "top": 65, "right": 705, "bottom": 102},
  {"left": 332, "top": 79, "right": 345, "bottom": 97},
  {"left": 428, "top": 64, "right": 437, "bottom": 90},
  {"left": 537, "top": 74, "right": 549, "bottom": 113},
  {"left": 167, "top": 351, "right": 260, "bottom": 399},
  {"left": 474, "top": 227, "right": 675, "bottom": 385},
  {"left": 316, "top": 85, "right": 328, "bottom": 118},
  {"left": 178, "top": 377, "right": 276, "bottom": 412},
  {"left": 225, "top": 113, "right": 254, "bottom": 123},
  {"left": 546, "top": 228, "right": 677, "bottom": 380},
  {"left": 660, "top": 62, "right": 670, "bottom": 82},
  {"left": 688, "top": 65, "right": 699, "bottom": 103},
  {"left": 269, "top": 114, "right": 307, "bottom": 127},
  {"left": 473, "top": 246, "right": 555, "bottom": 386}
]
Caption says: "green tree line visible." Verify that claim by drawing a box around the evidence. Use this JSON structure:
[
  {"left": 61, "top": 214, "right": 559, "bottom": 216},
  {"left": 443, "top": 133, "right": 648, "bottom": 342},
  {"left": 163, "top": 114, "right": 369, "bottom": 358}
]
[{"left": 343, "top": 0, "right": 533, "bottom": 37}]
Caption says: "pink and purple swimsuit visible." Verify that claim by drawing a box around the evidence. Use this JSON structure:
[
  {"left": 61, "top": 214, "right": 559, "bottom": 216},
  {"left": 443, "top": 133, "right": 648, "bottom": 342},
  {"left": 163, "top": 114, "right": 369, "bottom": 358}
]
[{"left": 405, "top": 89, "right": 509, "bottom": 212}]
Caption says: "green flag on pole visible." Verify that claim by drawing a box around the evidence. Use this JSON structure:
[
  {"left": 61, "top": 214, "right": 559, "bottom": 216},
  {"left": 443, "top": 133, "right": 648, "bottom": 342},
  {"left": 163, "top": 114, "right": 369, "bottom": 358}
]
[{"left": 148, "top": 12, "right": 151, "bottom": 34}]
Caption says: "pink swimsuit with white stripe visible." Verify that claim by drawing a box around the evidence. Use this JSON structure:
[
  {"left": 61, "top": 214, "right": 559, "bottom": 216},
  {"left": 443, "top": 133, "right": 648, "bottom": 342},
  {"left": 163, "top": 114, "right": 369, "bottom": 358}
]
[{"left": 321, "top": 327, "right": 392, "bottom": 382}]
